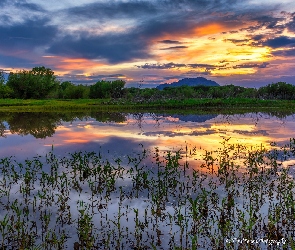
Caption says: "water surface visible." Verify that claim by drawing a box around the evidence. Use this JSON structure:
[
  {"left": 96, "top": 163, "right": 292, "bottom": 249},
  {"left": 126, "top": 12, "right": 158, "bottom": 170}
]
[{"left": 0, "top": 111, "right": 294, "bottom": 161}]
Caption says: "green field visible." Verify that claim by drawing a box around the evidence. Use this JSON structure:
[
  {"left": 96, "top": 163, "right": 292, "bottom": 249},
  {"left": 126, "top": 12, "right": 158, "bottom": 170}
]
[{"left": 0, "top": 98, "right": 295, "bottom": 113}]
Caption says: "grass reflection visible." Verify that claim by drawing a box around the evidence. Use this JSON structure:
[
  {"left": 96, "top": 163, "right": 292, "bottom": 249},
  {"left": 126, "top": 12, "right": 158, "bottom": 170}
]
[{"left": 0, "top": 139, "right": 295, "bottom": 249}]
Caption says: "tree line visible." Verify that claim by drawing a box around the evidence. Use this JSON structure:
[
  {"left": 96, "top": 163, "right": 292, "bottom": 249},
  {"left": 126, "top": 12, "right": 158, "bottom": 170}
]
[{"left": 1, "top": 66, "right": 295, "bottom": 101}]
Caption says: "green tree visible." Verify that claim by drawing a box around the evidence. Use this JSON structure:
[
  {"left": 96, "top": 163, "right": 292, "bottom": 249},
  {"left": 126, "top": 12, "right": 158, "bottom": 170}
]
[
  {"left": 258, "top": 82, "right": 295, "bottom": 100},
  {"left": 0, "top": 71, "right": 13, "bottom": 98},
  {"left": 6, "top": 66, "right": 58, "bottom": 99},
  {"left": 110, "top": 80, "right": 125, "bottom": 98}
]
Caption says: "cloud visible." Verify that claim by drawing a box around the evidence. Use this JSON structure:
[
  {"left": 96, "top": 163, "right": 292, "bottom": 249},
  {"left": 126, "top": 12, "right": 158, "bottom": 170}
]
[
  {"left": 0, "top": 18, "right": 58, "bottom": 50},
  {"left": 272, "top": 48, "right": 295, "bottom": 57},
  {"left": 137, "top": 62, "right": 187, "bottom": 69},
  {"left": 224, "top": 38, "right": 250, "bottom": 45},
  {"left": 0, "top": 54, "right": 35, "bottom": 68},
  {"left": 46, "top": 0, "right": 248, "bottom": 64},
  {"left": 233, "top": 62, "right": 269, "bottom": 69},
  {"left": 66, "top": 1, "right": 158, "bottom": 20},
  {"left": 65, "top": 0, "right": 241, "bottom": 21},
  {"left": 233, "top": 129, "right": 269, "bottom": 136},
  {"left": 286, "top": 15, "right": 295, "bottom": 32},
  {"left": 188, "top": 63, "right": 217, "bottom": 69},
  {"left": 158, "top": 40, "right": 182, "bottom": 44},
  {"left": 143, "top": 129, "right": 217, "bottom": 137},
  {"left": 160, "top": 46, "right": 188, "bottom": 50},
  {"left": 264, "top": 36, "right": 295, "bottom": 48},
  {"left": 0, "top": 1, "right": 47, "bottom": 25},
  {"left": 137, "top": 62, "right": 220, "bottom": 70},
  {"left": 47, "top": 32, "right": 151, "bottom": 64}
]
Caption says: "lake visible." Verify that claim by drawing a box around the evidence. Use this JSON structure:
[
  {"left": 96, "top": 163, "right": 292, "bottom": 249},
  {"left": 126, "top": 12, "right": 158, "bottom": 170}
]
[
  {"left": 1, "top": 111, "right": 294, "bottom": 160},
  {"left": 0, "top": 111, "right": 294, "bottom": 249}
]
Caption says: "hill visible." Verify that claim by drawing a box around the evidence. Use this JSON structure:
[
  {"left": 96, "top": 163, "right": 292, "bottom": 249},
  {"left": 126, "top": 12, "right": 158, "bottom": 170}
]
[{"left": 156, "top": 77, "right": 220, "bottom": 90}]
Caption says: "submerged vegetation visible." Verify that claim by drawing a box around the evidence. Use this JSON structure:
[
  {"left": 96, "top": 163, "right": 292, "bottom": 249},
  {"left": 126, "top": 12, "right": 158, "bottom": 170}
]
[{"left": 0, "top": 139, "right": 295, "bottom": 249}]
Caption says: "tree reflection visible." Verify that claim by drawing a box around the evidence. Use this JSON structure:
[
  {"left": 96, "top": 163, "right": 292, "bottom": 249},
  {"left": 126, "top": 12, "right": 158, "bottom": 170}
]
[
  {"left": 0, "top": 110, "right": 294, "bottom": 139},
  {"left": 0, "top": 112, "right": 127, "bottom": 138},
  {"left": 90, "top": 111, "right": 126, "bottom": 123},
  {"left": 8, "top": 113, "right": 61, "bottom": 139},
  {"left": 0, "top": 121, "right": 6, "bottom": 137}
]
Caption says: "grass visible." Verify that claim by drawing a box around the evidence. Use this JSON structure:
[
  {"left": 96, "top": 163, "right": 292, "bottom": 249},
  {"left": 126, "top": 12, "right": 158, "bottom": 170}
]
[
  {"left": 0, "top": 98, "right": 295, "bottom": 113},
  {"left": 0, "top": 139, "right": 295, "bottom": 249}
]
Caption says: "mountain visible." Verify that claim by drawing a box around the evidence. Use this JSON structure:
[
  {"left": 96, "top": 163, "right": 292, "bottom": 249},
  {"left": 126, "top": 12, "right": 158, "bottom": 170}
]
[{"left": 156, "top": 77, "right": 220, "bottom": 90}]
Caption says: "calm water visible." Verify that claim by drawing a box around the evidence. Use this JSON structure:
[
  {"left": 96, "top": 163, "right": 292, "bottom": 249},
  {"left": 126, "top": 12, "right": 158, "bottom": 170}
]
[
  {"left": 0, "top": 111, "right": 294, "bottom": 161},
  {"left": 0, "top": 111, "right": 294, "bottom": 249}
]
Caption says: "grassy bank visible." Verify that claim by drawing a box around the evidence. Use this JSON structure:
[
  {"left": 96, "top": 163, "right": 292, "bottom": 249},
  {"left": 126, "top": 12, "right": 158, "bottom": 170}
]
[{"left": 0, "top": 98, "right": 295, "bottom": 113}]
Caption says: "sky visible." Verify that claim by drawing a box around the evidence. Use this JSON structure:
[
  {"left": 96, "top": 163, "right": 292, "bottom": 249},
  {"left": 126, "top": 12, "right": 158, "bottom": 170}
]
[{"left": 1, "top": 0, "right": 295, "bottom": 88}]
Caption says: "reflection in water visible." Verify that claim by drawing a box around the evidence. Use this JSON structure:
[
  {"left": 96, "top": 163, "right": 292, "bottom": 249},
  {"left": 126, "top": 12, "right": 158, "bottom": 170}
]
[
  {"left": 1, "top": 111, "right": 295, "bottom": 248},
  {"left": 8, "top": 112, "right": 60, "bottom": 138},
  {"left": 0, "top": 121, "right": 5, "bottom": 137},
  {"left": 0, "top": 111, "right": 295, "bottom": 162},
  {"left": 171, "top": 114, "right": 218, "bottom": 122},
  {"left": 0, "top": 112, "right": 126, "bottom": 139},
  {"left": 0, "top": 141, "right": 294, "bottom": 249}
]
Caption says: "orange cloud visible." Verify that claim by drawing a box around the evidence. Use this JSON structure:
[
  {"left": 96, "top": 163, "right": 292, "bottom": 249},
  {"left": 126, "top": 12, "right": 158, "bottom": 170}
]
[
  {"left": 41, "top": 56, "right": 106, "bottom": 75},
  {"left": 194, "top": 23, "right": 225, "bottom": 36},
  {"left": 58, "top": 58, "right": 105, "bottom": 71}
]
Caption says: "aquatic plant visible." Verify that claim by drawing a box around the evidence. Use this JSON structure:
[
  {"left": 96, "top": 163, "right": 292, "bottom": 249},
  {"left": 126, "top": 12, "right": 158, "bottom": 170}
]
[{"left": 0, "top": 139, "right": 294, "bottom": 249}]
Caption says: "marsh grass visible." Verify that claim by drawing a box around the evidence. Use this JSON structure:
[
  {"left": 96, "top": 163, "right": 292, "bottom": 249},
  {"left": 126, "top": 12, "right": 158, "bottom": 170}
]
[
  {"left": 0, "top": 139, "right": 295, "bottom": 249},
  {"left": 1, "top": 98, "right": 295, "bottom": 113}
]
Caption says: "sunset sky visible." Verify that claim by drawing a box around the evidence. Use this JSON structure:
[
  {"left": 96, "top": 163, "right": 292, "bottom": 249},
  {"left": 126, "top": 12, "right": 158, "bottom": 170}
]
[{"left": 1, "top": 0, "right": 295, "bottom": 87}]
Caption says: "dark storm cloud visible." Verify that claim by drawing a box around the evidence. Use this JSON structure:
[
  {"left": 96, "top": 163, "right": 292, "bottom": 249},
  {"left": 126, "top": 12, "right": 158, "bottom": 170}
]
[
  {"left": 233, "top": 62, "right": 269, "bottom": 69},
  {"left": 0, "top": 18, "right": 58, "bottom": 50}
]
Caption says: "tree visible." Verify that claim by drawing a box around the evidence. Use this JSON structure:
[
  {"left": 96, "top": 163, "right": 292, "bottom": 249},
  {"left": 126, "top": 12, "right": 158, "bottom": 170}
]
[
  {"left": 0, "top": 71, "right": 13, "bottom": 98},
  {"left": 0, "top": 71, "right": 4, "bottom": 85},
  {"left": 110, "top": 80, "right": 125, "bottom": 98},
  {"left": 6, "top": 66, "right": 59, "bottom": 99},
  {"left": 258, "top": 82, "right": 295, "bottom": 100}
]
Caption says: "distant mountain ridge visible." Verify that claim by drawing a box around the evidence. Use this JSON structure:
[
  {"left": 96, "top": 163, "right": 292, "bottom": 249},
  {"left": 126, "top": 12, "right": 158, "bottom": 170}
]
[{"left": 156, "top": 77, "right": 220, "bottom": 90}]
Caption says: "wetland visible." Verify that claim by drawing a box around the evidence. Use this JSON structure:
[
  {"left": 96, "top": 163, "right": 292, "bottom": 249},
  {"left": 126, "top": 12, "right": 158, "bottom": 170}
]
[{"left": 0, "top": 110, "right": 295, "bottom": 249}]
